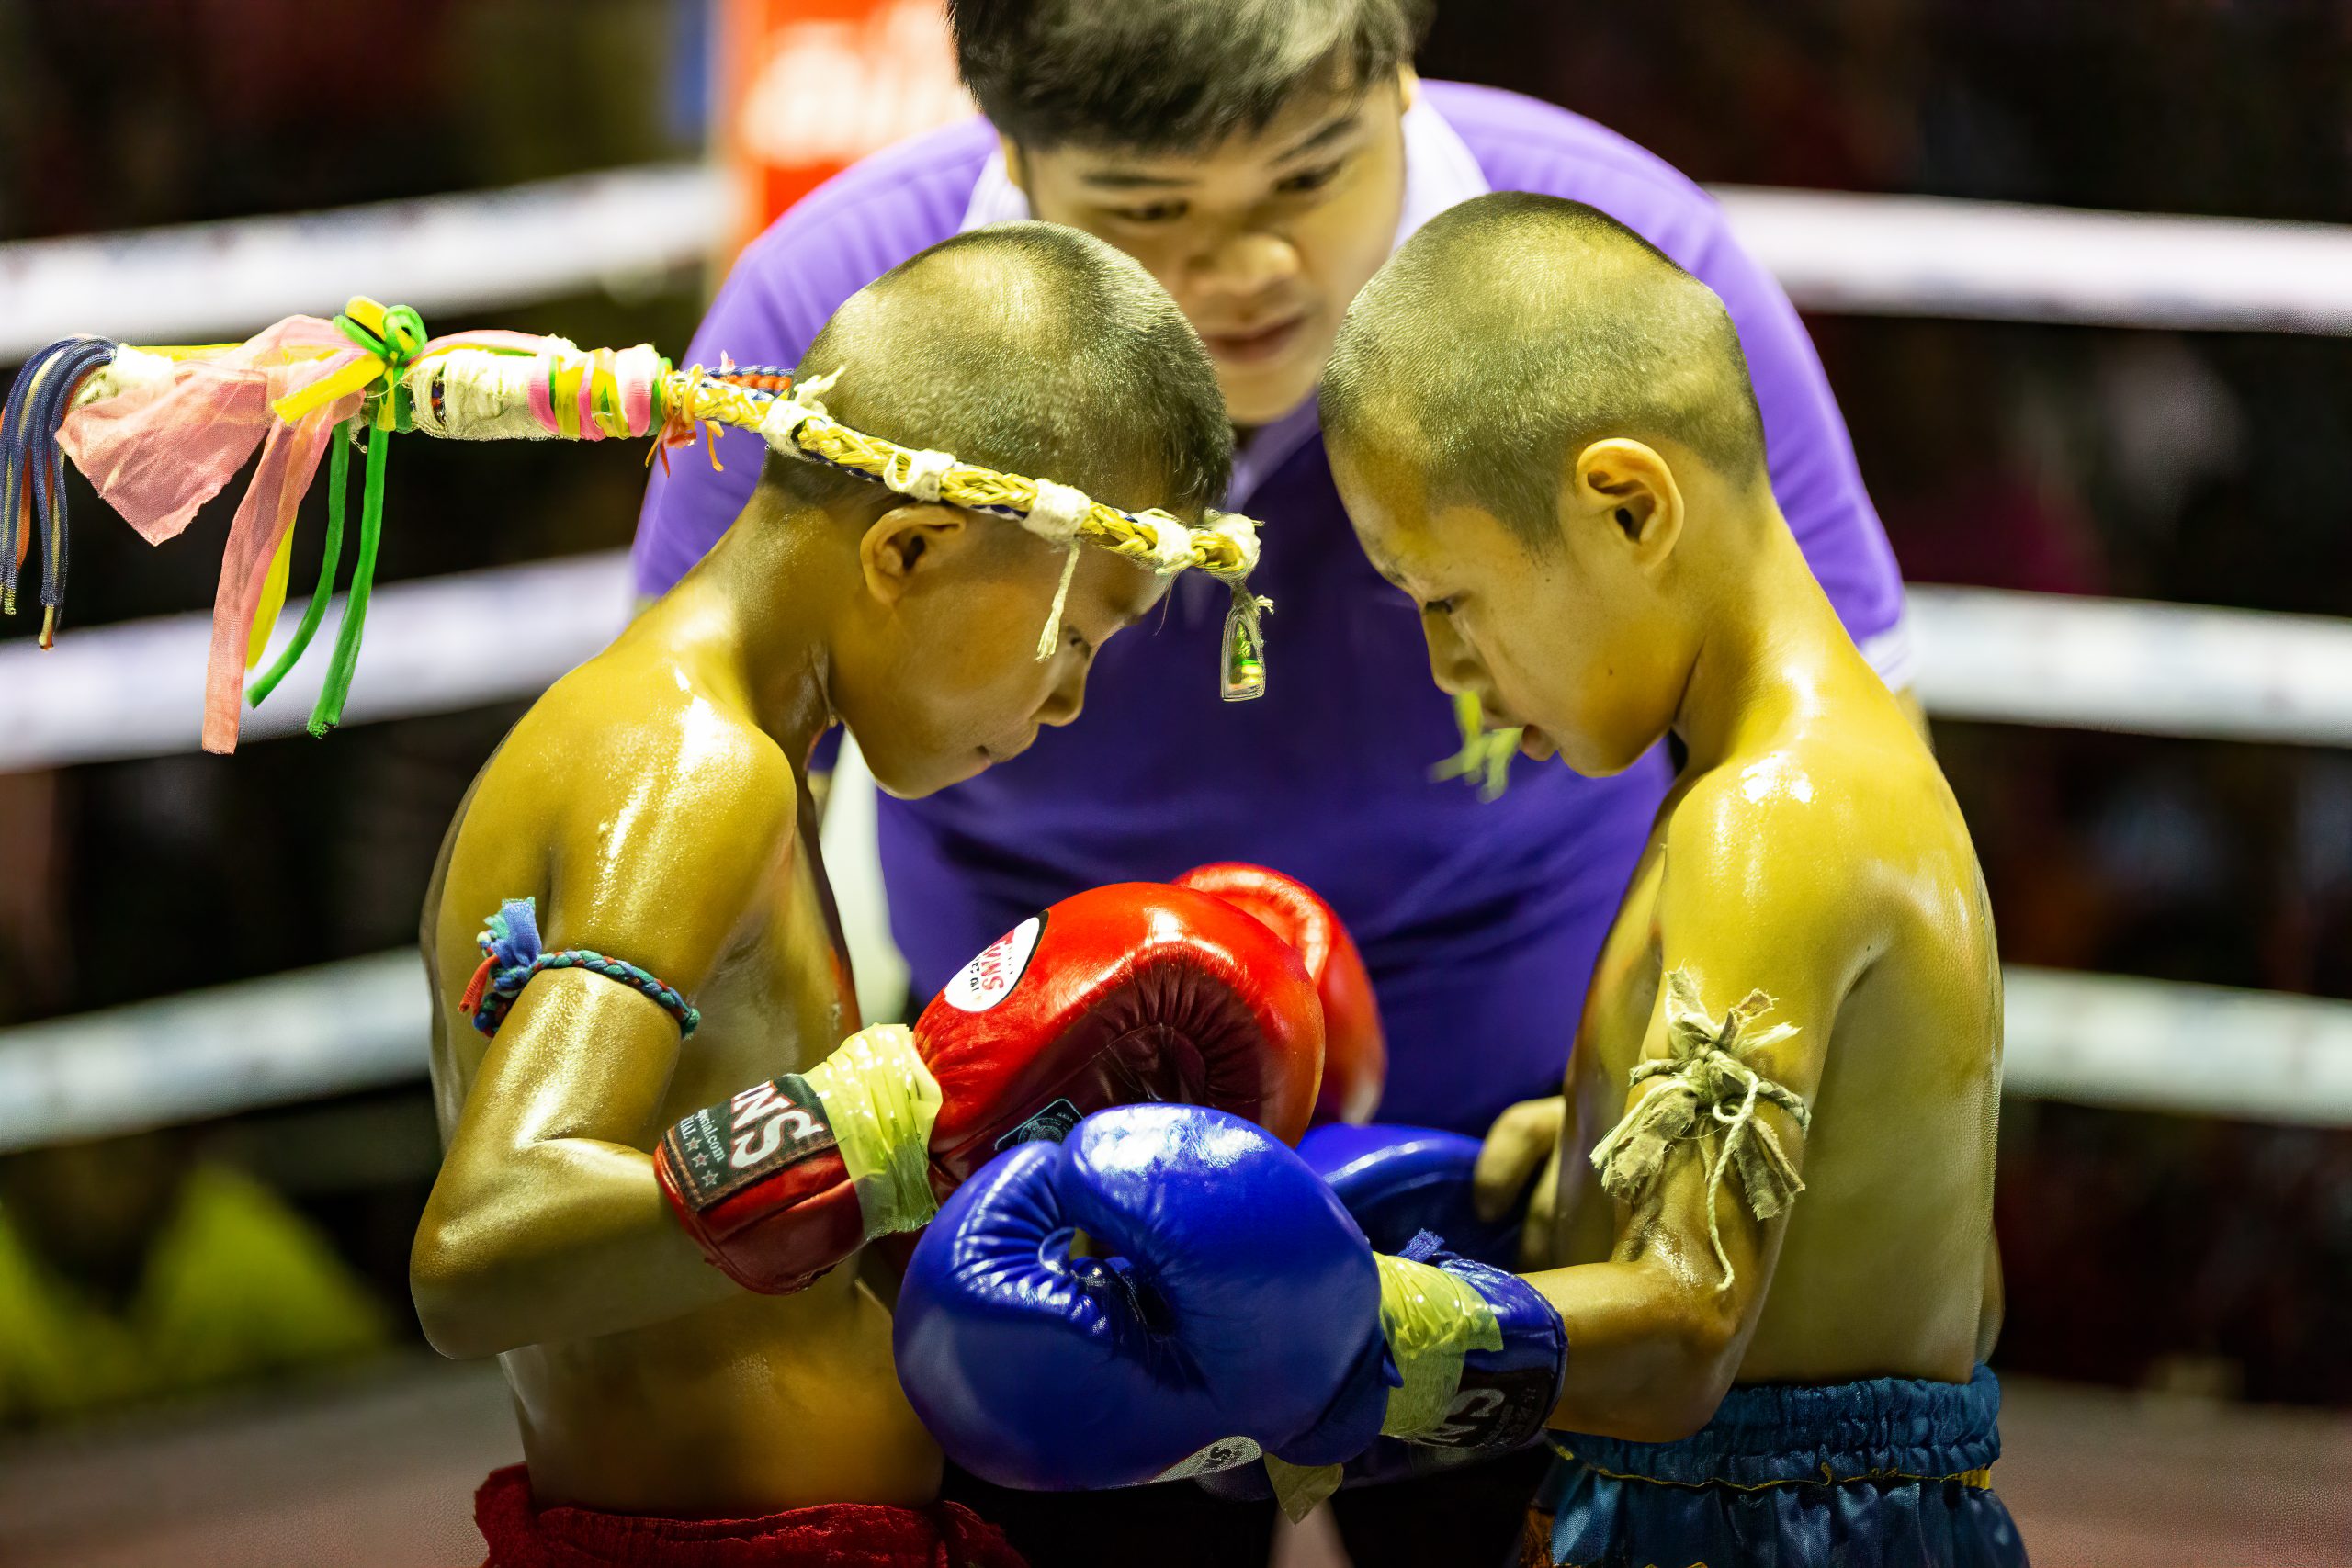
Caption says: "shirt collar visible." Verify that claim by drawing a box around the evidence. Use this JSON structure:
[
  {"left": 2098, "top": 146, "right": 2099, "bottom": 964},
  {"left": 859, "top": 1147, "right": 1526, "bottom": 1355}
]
[{"left": 958, "top": 91, "right": 1490, "bottom": 502}]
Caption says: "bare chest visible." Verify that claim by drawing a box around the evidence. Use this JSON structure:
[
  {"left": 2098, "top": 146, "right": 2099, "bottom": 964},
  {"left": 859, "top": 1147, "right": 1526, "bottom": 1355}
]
[{"left": 659, "top": 813, "right": 861, "bottom": 1120}]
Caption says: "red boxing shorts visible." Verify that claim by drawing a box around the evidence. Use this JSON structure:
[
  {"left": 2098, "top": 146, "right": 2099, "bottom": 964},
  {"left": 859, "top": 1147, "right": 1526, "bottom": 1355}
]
[{"left": 473, "top": 1465, "right": 1029, "bottom": 1568}]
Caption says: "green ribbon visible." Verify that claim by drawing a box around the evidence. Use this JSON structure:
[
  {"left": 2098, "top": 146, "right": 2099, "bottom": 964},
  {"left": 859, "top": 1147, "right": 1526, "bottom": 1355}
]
[
  {"left": 246, "top": 418, "right": 352, "bottom": 709},
  {"left": 250, "top": 302, "right": 424, "bottom": 732},
  {"left": 308, "top": 419, "right": 389, "bottom": 736},
  {"left": 334, "top": 302, "right": 428, "bottom": 433}
]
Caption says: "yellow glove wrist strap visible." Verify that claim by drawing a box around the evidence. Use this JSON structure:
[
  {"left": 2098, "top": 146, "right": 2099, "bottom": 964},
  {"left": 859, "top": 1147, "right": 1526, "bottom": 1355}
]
[
  {"left": 1374, "top": 1250, "right": 1504, "bottom": 1439},
  {"left": 801, "top": 1024, "right": 944, "bottom": 1238}
]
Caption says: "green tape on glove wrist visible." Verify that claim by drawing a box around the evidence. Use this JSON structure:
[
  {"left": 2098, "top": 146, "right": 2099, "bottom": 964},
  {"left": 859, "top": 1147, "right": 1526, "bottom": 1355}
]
[
  {"left": 800, "top": 1024, "right": 943, "bottom": 1238},
  {"left": 1375, "top": 1251, "right": 1503, "bottom": 1439}
]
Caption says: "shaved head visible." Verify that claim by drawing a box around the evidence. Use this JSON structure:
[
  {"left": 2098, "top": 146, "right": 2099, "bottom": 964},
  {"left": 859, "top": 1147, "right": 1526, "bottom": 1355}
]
[
  {"left": 766, "top": 220, "right": 1231, "bottom": 525},
  {"left": 1322, "top": 193, "right": 1767, "bottom": 543}
]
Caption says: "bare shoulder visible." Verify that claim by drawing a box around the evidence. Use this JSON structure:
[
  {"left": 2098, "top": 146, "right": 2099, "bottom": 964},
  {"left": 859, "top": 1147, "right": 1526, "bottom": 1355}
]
[
  {"left": 450, "top": 648, "right": 801, "bottom": 995},
  {"left": 1662, "top": 718, "right": 1956, "bottom": 965}
]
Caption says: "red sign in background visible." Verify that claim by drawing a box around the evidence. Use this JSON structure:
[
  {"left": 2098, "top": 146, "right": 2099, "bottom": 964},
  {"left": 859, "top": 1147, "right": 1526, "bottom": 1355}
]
[{"left": 714, "top": 0, "right": 977, "bottom": 265}]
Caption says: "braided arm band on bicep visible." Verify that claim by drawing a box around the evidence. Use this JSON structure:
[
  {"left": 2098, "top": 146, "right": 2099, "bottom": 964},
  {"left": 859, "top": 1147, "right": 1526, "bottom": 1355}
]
[
  {"left": 459, "top": 897, "right": 701, "bottom": 1040},
  {"left": 1589, "top": 967, "right": 1811, "bottom": 1292}
]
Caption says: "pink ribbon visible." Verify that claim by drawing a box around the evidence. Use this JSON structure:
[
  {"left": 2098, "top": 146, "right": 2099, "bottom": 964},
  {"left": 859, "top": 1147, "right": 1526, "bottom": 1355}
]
[{"left": 57, "top": 316, "right": 364, "bottom": 752}]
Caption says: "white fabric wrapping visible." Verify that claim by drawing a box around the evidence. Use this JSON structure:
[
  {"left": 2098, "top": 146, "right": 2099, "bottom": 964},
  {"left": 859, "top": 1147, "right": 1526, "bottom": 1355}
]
[
  {"left": 74, "top": 344, "right": 175, "bottom": 406},
  {"left": 1135, "top": 512, "right": 1195, "bottom": 573},
  {"left": 885, "top": 446, "right": 957, "bottom": 502},
  {"left": 1023, "top": 479, "right": 1091, "bottom": 545},
  {"left": 1203, "top": 511, "right": 1262, "bottom": 578}
]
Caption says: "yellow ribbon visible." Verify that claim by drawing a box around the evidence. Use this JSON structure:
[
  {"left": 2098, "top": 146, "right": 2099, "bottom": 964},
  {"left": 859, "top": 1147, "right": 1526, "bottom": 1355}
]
[
  {"left": 270, "top": 297, "right": 426, "bottom": 426},
  {"left": 246, "top": 525, "right": 298, "bottom": 669}
]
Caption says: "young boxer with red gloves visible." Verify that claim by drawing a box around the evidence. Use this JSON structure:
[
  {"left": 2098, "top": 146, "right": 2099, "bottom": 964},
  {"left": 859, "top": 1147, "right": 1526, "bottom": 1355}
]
[{"left": 410, "top": 224, "right": 1322, "bottom": 1567}]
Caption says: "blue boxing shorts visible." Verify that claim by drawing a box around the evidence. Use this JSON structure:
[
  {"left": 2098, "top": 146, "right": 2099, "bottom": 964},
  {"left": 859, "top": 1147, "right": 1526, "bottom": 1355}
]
[{"left": 1520, "top": 1366, "right": 2027, "bottom": 1567}]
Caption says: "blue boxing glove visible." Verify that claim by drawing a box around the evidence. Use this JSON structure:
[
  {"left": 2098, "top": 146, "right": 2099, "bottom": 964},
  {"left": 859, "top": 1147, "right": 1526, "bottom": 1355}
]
[
  {"left": 893, "top": 1105, "right": 1566, "bottom": 1506},
  {"left": 1193, "top": 1122, "right": 1536, "bottom": 1502},
  {"left": 891, "top": 1102, "right": 1382, "bottom": 1490},
  {"left": 1299, "top": 1122, "right": 1523, "bottom": 1268}
]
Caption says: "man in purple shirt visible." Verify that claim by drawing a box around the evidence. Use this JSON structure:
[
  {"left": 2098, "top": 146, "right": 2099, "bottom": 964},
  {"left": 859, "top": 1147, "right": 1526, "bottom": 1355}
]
[{"left": 638, "top": 4, "right": 1911, "bottom": 1562}]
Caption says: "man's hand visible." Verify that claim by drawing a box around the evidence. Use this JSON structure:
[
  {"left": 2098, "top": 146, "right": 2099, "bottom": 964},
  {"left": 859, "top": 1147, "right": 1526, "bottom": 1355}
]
[{"left": 1474, "top": 1095, "right": 1566, "bottom": 1269}]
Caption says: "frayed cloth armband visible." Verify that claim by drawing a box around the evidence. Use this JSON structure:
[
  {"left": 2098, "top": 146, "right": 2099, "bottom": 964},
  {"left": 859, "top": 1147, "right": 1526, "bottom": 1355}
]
[{"left": 1589, "top": 968, "right": 1809, "bottom": 1291}]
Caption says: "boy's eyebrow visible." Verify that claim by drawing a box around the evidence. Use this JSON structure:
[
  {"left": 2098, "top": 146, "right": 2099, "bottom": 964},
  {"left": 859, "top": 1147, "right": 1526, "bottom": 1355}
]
[
  {"left": 1079, "top": 168, "right": 1197, "bottom": 190},
  {"left": 1075, "top": 110, "right": 1363, "bottom": 190},
  {"left": 1273, "top": 109, "right": 1364, "bottom": 164}
]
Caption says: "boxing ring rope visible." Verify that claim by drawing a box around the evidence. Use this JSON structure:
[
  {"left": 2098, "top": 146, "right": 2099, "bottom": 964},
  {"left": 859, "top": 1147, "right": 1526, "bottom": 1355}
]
[
  {"left": 5, "top": 953, "right": 2347, "bottom": 1155},
  {"left": 0, "top": 166, "right": 726, "bottom": 365},
  {"left": 0, "top": 555, "right": 639, "bottom": 770},
  {"left": 6, "top": 170, "right": 2351, "bottom": 362},
  {"left": 14, "top": 574, "right": 2352, "bottom": 771},
  {"left": 1712, "top": 186, "right": 2352, "bottom": 335},
  {"left": 4, "top": 170, "right": 2350, "bottom": 1150},
  {"left": 7, "top": 572, "right": 2352, "bottom": 1144}
]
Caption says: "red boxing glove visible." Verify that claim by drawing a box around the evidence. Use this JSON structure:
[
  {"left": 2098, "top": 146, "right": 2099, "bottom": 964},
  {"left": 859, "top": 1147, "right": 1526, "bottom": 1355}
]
[
  {"left": 654, "top": 882, "right": 1326, "bottom": 1293},
  {"left": 1174, "top": 863, "right": 1385, "bottom": 1126}
]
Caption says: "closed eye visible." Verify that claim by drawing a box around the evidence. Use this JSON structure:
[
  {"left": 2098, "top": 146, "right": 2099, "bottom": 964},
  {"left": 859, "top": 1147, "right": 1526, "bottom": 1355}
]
[
  {"left": 1108, "top": 199, "right": 1187, "bottom": 225},
  {"left": 1276, "top": 159, "right": 1347, "bottom": 197}
]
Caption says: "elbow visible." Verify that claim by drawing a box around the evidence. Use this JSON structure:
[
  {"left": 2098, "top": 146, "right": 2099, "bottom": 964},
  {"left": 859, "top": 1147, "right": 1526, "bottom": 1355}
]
[
  {"left": 1639, "top": 1293, "right": 1746, "bottom": 1443},
  {"left": 1577, "top": 1290, "right": 1745, "bottom": 1446},
  {"left": 410, "top": 1217, "right": 529, "bottom": 1360}
]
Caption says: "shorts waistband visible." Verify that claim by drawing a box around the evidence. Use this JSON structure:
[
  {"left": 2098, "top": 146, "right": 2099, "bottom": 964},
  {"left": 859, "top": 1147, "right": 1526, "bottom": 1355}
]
[{"left": 1548, "top": 1365, "right": 2002, "bottom": 1491}]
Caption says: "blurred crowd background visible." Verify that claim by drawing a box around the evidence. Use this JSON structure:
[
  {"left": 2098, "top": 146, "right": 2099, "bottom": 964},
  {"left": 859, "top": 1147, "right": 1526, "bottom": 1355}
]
[{"left": 0, "top": 0, "right": 2347, "bottom": 1430}]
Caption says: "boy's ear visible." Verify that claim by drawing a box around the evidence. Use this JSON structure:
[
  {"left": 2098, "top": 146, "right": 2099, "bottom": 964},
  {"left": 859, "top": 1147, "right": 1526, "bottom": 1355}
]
[
  {"left": 860, "top": 503, "right": 974, "bottom": 605},
  {"left": 1565, "top": 438, "right": 1683, "bottom": 569}
]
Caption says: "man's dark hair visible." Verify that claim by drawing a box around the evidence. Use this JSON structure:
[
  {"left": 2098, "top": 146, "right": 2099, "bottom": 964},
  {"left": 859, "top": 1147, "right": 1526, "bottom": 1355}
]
[
  {"left": 950, "top": 0, "right": 1430, "bottom": 152},
  {"left": 1322, "top": 193, "right": 1770, "bottom": 545},
  {"left": 766, "top": 220, "right": 1230, "bottom": 527}
]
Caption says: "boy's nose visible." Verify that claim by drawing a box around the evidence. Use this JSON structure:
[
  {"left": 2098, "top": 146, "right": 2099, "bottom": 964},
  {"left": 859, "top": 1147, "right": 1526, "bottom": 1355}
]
[
  {"left": 1036, "top": 664, "right": 1086, "bottom": 728},
  {"left": 1197, "top": 231, "right": 1302, "bottom": 302},
  {"left": 1419, "top": 614, "right": 1479, "bottom": 696}
]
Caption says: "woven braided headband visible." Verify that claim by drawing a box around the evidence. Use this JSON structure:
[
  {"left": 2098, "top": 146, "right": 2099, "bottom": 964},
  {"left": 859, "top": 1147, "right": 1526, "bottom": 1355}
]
[{"left": 1, "top": 297, "right": 1271, "bottom": 754}]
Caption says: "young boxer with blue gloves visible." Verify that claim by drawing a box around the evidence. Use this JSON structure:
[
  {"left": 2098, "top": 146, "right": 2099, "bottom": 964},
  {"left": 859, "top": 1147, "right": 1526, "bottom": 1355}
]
[{"left": 893, "top": 196, "right": 2025, "bottom": 1568}]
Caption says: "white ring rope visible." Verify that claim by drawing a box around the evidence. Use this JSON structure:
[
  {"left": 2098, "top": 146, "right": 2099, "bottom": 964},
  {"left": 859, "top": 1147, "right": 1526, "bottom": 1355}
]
[
  {"left": 13, "top": 573, "right": 2352, "bottom": 773},
  {"left": 1713, "top": 185, "right": 2352, "bottom": 335},
  {"left": 0, "top": 554, "right": 636, "bottom": 771},
  {"left": 3, "top": 954, "right": 2344, "bottom": 1155},
  {"left": 0, "top": 166, "right": 727, "bottom": 365},
  {"left": 6, "top": 168, "right": 2350, "bottom": 363}
]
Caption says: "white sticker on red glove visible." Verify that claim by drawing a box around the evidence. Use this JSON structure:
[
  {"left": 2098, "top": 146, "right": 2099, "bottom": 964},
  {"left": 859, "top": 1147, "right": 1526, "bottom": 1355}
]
[{"left": 942, "top": 915, "right": 1043, "bottom": 1013}]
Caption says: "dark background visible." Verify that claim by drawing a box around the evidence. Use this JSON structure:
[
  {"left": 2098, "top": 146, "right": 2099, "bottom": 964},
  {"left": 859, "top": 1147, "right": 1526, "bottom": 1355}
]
[{"left": 1, "top": 0, "right": 2347, "bottom": 1416}]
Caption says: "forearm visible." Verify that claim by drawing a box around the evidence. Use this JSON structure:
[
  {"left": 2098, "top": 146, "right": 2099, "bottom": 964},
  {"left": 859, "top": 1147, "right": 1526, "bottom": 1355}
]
[
  {"left": 1523, "top": 1256, "right": 1744, "bottom": 1444},
  {"left": 412, "top": 1137, "right": 737, "bottom": 1358}
]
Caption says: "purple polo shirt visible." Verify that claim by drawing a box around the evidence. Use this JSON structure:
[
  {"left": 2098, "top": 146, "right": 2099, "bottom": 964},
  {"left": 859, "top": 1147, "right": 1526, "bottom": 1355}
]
[{"left": 635, "top": 83, "right": 1911, "bottom": 1135}]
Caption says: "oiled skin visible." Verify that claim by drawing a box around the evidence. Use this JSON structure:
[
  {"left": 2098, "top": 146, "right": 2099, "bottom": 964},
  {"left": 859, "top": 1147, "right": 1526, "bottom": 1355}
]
[
  {"left": 1532, "top": 542, "right": 2004, "bottom": 1440},
  {"left": 412, "top": 573, "right": 937, "bottom": 1513},
  {"left": 1339, "top": 432, "right": 2004, "bottom": 1445}
]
